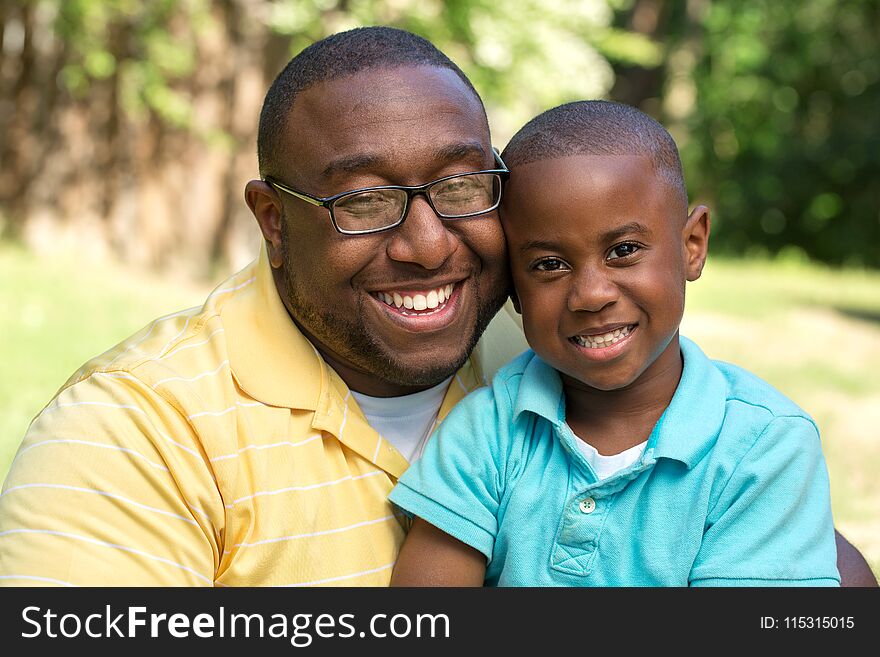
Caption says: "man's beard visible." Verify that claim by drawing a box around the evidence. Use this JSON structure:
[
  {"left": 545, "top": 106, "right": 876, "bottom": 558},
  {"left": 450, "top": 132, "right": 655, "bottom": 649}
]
[{"left": 280, "top": 241, "right": 506, "bottom": 390}]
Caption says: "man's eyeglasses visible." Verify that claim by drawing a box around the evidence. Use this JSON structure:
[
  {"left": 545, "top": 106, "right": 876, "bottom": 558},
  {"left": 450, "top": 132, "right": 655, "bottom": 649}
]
[{"left": 264, "top": 151, "right": 509, "bottom": 235}]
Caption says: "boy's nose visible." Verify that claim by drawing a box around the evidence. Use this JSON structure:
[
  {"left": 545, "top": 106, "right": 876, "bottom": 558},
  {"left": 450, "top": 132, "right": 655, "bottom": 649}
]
[{"left": 567, "top": 268, "right": 618, "bottom": 313}]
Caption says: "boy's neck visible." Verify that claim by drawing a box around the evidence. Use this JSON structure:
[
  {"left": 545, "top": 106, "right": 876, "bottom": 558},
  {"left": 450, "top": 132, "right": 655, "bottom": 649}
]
[{"left": 562, "top": 339, "right": 684, "bottom": 456}]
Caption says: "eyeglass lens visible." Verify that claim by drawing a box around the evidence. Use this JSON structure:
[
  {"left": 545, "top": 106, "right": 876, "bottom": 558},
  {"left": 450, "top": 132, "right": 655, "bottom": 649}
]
[{"left": 332, "top": 173, "right": 500, "bottom": 232}]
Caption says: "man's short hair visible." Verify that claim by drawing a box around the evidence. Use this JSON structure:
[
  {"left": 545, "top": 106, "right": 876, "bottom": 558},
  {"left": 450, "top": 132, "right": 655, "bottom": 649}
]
[
  {"left": 501, "top": 100, "right": 687, "bottom": 208},
  {"left": 258, "top": 26, "right": 485, "bottom": 177}
]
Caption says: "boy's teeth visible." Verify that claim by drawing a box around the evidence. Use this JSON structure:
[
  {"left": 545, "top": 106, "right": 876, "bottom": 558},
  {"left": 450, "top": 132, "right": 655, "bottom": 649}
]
[
  {"left": 375, "top": 285, "right": 455, "bottom": 313},
  {"left": 574, "top": 325, "right": 634, "bottom": 348}
]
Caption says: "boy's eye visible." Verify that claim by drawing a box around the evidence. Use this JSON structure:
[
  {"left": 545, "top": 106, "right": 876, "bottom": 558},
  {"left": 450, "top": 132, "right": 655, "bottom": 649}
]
[
  {"left": 533, "top": 258, "right": 569, "bottom": 272},
  {"left": 607, "top": 243, "right": 640, "bottom": 260}
]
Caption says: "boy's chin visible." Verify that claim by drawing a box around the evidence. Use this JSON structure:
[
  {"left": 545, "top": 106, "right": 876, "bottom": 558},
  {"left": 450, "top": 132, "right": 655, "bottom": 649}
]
[{"left": 559, "top": 369, "right": 638, "bottom": 393}]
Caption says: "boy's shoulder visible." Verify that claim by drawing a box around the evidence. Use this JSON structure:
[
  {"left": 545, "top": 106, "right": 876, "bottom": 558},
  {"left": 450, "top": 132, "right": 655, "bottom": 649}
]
[
  {"left": 681, "top": 337, "right": 816, "bottom": 430},
  {"left": 712, "top": 357, "right": 812, "bottom": 422},
  {"left": 658, "top": 339, "right": 820, "bottom": 472}
]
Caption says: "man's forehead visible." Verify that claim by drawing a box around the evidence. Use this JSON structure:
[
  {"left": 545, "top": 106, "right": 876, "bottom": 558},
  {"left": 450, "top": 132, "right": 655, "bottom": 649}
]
[
  {"left": 319, "top": 141, "right": 487, "bottom": 179},
  {"left": 293, "top": 65, "right": 484, "bottom": 126},
  {"left": 279, "top": 65, "right": 490, "bottom": 181}
]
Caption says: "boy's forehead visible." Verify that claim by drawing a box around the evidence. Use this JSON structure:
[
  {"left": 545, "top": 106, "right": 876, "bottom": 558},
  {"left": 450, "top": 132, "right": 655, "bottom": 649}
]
[
  {"left": 507, "top": 154, "right": 654, "bottom": 187},
  {"left": 501, "top": 154, "right": 683, "bottom": 236},
  {"left": 504, "top": 155, "right": 665, "bottom": 209}
]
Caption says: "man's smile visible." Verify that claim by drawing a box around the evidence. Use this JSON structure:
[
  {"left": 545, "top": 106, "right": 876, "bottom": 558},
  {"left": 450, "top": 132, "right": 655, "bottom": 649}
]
[
  {"left": 372, "top": 283, "right": 457, "bottom": 313},
  {"left": 368, "top": 280, "right": 467, "bottom": 330}
]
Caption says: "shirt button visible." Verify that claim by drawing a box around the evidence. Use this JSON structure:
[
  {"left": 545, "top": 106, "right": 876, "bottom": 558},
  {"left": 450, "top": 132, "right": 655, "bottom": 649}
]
[{"left": 578, "top": 497, "right": 596, "bottom": 514}]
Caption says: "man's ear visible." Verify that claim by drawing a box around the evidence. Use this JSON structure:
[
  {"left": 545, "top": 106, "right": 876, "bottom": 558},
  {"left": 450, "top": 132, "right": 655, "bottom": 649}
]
[
  {"left": 245, "top": 180, "right": 284, "bottom": 269},
  {"left": 683, "top": 204, "right": 710, "bottom": 282}
]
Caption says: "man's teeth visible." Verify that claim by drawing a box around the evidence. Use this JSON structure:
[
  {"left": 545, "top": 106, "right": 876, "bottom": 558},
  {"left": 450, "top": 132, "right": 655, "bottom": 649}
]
[
  {"left": 573, "top": 325, "right": 634, "bottom": 348},
  {"left": 377, "top": 284, "right": 454, "bottom": 312}
]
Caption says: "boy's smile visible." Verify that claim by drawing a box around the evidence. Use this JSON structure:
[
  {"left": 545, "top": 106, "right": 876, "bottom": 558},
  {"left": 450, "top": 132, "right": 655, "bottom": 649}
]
[
  {"left": 570, "top": 322, "right": 637, "bottom": 360},
  {"left": 501, "top": 154, "right": 709, "bottom": 401}
]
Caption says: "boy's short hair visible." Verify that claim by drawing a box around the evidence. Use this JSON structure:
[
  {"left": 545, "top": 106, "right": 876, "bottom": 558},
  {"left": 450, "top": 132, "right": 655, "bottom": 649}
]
[
  {"left": 258, "top": 26, "right": 485, "bottom": 177},
  {"left": 501, "top": 100, "right": 687, "bottom": 210}
]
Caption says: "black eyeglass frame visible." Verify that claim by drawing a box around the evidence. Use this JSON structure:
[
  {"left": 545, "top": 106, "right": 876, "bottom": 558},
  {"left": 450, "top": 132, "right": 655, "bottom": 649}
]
[{"left": 264, "top": 150, "right": 509, "bottom": 235}]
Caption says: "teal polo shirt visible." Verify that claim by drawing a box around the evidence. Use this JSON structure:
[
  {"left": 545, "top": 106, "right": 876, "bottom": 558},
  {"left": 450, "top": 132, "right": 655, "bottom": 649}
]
[{"left": 390, "top": 337, "right": 840, "bottom": 586}]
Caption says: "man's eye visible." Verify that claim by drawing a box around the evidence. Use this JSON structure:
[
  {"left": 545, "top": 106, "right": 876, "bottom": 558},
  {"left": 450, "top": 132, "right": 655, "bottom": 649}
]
[
  {"left": 336, "top": 191, "right": 396, "bottom": 216},
  {"left": 435, "top": 177, "right": 480, "bottom": 195},
  {"left": 342, "top": 192, "right": 392, "bottom": 208},
  {"left": 607, "top": 243, "right": 640, "bottom": 260},
  {"left": 533, "top": 258, "right": 568, "bottom": 272}
]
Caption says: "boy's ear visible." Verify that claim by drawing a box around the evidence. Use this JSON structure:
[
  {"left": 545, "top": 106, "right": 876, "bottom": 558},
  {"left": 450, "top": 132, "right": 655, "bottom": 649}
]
[
  {"left": 683, "top": 204, "right": 710, "bottom": 282},
  {"left": 509, "top": 288, "right": 522, "bottom": 314}
]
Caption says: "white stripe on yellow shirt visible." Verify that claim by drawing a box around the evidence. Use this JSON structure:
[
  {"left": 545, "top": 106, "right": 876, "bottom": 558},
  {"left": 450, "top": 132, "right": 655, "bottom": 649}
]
[{"left": 0, "top": 246, "right": 527, "bottom": 586}]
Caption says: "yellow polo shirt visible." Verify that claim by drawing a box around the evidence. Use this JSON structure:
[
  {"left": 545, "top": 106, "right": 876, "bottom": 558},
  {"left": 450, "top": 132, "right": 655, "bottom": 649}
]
[{"left": 0, "top": 248, "right": 526, "bottom": 586}]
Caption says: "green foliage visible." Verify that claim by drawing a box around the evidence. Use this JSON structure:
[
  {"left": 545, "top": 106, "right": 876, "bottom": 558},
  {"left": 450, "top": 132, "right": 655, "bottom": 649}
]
[
  {"left": 678, "top": 0, "right": 880, "bottom": 267},
  {"left": 51, "top": 0, "right": 209, "bottom": 126},
  {"left": 256, "top": 0, "right": 658, "bottom": 143},
  {"left": 7, "top": 0, "right": 878, "bottom": 266}
]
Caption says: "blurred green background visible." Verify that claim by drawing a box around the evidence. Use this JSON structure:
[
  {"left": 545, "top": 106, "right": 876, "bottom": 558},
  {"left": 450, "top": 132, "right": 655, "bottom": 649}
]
[{"left": 1, "top": 0, "right": 878, "bottom": 577}]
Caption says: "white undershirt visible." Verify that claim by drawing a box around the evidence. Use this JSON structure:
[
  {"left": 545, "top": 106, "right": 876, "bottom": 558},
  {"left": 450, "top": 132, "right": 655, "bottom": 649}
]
[
  {"left": 350, "top": 377, "right": 452, "bottom": 463},
  {"left": 569, "top": 427, "right": 648, "bottom": 480}
]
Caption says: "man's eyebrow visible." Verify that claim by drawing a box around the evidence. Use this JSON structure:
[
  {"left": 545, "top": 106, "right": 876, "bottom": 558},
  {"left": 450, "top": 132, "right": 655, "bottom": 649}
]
[
  {"left": 321, "top": 153, "right": 385, "bottom": 177},
  {"left": 320, "top": 142, "right": 487, "bottom": 179},
  {"left": 431, "top": 141, "right": 487, "bottom": 164}
]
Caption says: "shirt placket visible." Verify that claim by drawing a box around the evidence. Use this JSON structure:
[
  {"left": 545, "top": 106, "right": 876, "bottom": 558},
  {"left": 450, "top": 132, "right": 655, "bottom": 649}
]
[{"left": 550, "top": 440, "right": 656, "bottom": 577}]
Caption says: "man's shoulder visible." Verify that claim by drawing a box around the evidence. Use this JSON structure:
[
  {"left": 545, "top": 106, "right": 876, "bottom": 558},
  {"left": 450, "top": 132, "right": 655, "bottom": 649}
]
[
  {"left": 472, "top": 301, "right": 528, "bottom": 383},
  {"left": 448, "top": 349, "right": 535, "bottom": 428},
  {"left": 66, "top": 263, "right": 258, "bottom": 389}
]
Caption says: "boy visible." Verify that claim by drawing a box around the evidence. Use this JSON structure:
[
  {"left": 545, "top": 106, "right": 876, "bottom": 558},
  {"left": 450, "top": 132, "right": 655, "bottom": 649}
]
[{"left": 388, "top": 101, "right": 840, "bottom": 586}]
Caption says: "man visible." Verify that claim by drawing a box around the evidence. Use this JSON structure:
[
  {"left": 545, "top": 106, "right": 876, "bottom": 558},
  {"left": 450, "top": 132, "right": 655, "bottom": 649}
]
[
  {"left": 0, "top": 26, "right": 517, "bottom": 587},
  {"left": 0, "top": 27, "right": 874, "bottom": 587}
]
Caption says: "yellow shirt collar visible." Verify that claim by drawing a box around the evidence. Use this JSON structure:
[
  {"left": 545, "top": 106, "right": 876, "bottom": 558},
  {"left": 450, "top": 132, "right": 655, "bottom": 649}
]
[
  {"left": 220, "top": 245, "right": 328, "bottom": 411},
  {"left": 219, "top": 245, "right": 487, "bottom": 478}
]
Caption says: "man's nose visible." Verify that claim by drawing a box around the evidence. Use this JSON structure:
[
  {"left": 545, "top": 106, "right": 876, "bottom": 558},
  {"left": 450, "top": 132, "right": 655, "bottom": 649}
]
[
  {"left": 567, "top": 266, "right": 618, "bottom": 313},
  {"left": 385, "top": 194, "right": 456, "bottom": 269}
]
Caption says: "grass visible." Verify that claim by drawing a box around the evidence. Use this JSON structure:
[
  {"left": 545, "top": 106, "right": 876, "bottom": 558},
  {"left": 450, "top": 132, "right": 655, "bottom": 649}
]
[
  {"left": 0, "top": 243, "right": 210, "bottom": 476},
  {"left": 1, "top": 242, "right": 878, "bottom": 578}
]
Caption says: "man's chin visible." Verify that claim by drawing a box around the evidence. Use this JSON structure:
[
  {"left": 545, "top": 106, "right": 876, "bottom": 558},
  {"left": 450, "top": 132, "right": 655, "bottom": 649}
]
[
  {"left": 368, "top": 288, "right": 504, "bottom": 390},
  {"left": 364, "top": 347, "right": 471, "bottom": 390}
]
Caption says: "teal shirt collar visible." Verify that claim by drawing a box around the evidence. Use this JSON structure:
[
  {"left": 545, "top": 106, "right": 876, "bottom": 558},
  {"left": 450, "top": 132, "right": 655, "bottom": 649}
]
[{"left": 512, "top": 336, "right": 727, "bottom": 469}]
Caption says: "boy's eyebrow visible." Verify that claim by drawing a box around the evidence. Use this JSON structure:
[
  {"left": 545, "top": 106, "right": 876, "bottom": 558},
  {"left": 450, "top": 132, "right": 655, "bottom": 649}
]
[
  {"left": 518, "top": 222, "right": 651, "bottom": 254},
  {"left": 600, "top": 221, "right": 650, "bottom": 242},
  {"left": 519, "top": 239, "right": 565, "bottom": 254}
]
